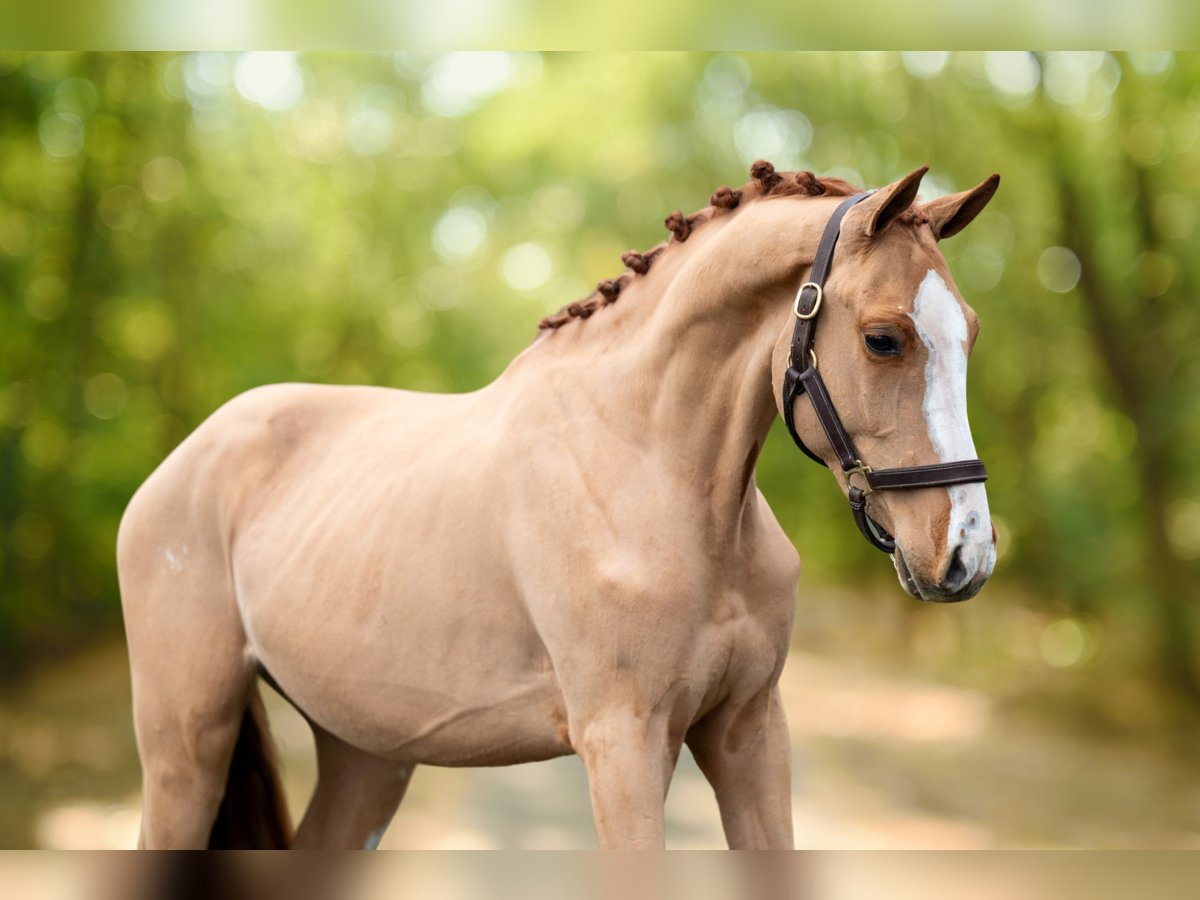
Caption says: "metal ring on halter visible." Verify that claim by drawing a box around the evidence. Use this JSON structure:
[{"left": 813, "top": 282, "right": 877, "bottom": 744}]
[
  {"left": 786, "top": 349, "right": 818, "bottom": 371},
  {"left": 846, "top": 459, "right": 874, "bottom": 495},
  {"left": 793, "top": 282, "right": 823, "bottom": 319}
]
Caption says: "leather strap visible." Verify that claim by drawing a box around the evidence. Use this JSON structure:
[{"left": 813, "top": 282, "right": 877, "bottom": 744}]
[
  {"left": 788, "top": 192, "right": 873, "bottom": 395},
  {"left": 866, "top": 460, "right": 988, "bottom": 491},
  {"left": 782, "top": 367, "right": 826, "bottom": 467},
  {"left": 797, "top": 365, "right": 858, "bottom": 470},
  {"left": 780, "top": 190, "right": 989, "bottom": 554},
  {"left": 849, "top": 487, "right": 895, "bottom": 552}
]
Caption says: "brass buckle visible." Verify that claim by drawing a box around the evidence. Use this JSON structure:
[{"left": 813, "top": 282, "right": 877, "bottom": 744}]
[
  {"left": 787, "top": 349, "right": 818, "bottom": 371},
  {"left": 847, "top": 459, "right": 874, "bottom": 495},
  {"left": 793, "top": 282, "right": 823, "bottom": 319}
]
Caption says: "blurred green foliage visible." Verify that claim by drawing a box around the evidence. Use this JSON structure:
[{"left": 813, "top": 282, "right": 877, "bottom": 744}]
[
  {"left": 2, "top": 0, "right": 1198, "bottom": 51},
  {"left": 1, "top": 52, "right": 1198, "bottom": 695}
]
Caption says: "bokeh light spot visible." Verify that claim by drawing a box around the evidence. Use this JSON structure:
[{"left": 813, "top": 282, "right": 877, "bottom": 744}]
[
  {"left": 502, "top": 243, "right": 553, "bottom": 292},
  {"left": 1122, "top": 119, "right": 1167, "bottom": 166},
  {"left": 184, "top": 52, "right": 231, "bottom": 98},
  {"left": 432, "top": 205, "right": 487, "bottom": 262},
  {"left": 901, "top": 52, "right": 950, "bottom": 80},
  {"left": 0, "top": 209, "right": 34, "bottom": 257},
  {"left": 234, "top": 52, "right": 304, "bottom": 111},
  {"left": 286, "top": 100, "right": 345, "bottom": 164},
  {"left": 733, "top": 108, "right": 812, "bottom": 169},
  {"left": 385, "top": 303, "right": 435, "bottom": 349},
  {"left": 24, "top": 274, "right": 68, "bottom": 322},
  {"left": 39, "top": 111, "right": 85, "bottom": 159},
  {"left": 54, "top": 77, "right": 99, "bottom": 119},
  {"left": 0, "top": 381, "right": 36, "bottom": 428},
  {"left": 959, "top": 244, "right": 1005, "bottom": 292},
  {"left": 420, "top": 52, "right": 517, "bottom": 117},
  {"left": 141, "top": 157, "right": 187, "bottom": 202},
  {"left": 703, "top": 55, "right": 752, "bottom": 98},
  {"left": 21, "top": 419, "right": 68, "bottom": 470},
  {"left": 1127, "top": 51, "right": 1173, "bottom": 76},
  {"left": 118, "top": 305, "right": 175, "bottom": 361},
  {"left": 983, "top": 52, "right": 1040, "bottom": 105},
  {"left": 533, "top": 184, "right": 585, "bottom": 232},
  {"left": 1134, "top": 251, "right": 1175, "bottom": 297},
  {"left": 1165, "top": 498, "right": 1200, "bottom": 560},
  {"left": 83, "top": 373, "right": 128, "bottom": 420},
  {"left": 418, "top": 266, "right": 466, "bottom": 310},
  {"left": 347, "top": 107, "right": 395, "bottom": 156},
  {"left": 1040, "top": 619, "right": 1089, "bottom": 668},
  {"left": 1153, "top": 194, "right": 1195, "bottom": 241},
  {"left": 1036, "top": 246, "right": 1081, "bottom": 293}
]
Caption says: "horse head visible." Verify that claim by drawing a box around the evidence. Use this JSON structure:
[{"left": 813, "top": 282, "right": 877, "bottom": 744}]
[{"left": 770, "top": 166, "right": 1000, "bottom": 602}]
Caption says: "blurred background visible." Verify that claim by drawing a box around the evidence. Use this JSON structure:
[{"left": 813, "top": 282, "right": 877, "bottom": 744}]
[{"left": 1, "top": 51, "right": 1198, "bottom": 848}]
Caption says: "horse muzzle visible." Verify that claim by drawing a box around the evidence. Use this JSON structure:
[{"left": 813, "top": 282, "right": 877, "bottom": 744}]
[{"left": 893, "top": 537, "right": 995, "bottom": 604}]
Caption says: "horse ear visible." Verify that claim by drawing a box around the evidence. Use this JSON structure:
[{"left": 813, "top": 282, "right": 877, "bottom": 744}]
[
  {"left": 922, "top": 173, "right": 1001, "bottom": 240},
  {"left": 859, "top": 165, "right": 929, "bottom": 238}
]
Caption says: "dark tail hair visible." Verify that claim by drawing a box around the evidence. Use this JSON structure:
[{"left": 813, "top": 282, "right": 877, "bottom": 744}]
[{"left": 208, "top": 683, "right": 292, "bottom": 848}]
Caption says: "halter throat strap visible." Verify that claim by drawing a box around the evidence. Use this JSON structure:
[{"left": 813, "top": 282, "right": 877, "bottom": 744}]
[{"left": 780, "top": 191, "right": 988, "bottom": 553}]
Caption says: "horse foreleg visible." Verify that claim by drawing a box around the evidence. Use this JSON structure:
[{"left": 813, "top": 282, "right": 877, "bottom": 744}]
[
  {"left": 686, "top": 686, "right": 793, "bottom": 849},
  {"left": 291, "top": 724, "right": 414, "bottom": 849},
  {"left": 575, "top": 708, "right": 678, "bottom": 849}
]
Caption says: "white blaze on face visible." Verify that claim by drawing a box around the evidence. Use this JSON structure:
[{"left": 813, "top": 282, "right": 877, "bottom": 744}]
[{"left": 908, "top": 270, "right": 995, "bottom": 582}]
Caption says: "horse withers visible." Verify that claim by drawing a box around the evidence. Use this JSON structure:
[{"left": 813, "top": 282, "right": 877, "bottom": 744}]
[{"left": 117, "top": 162, "right": 998, "bottom": 849}]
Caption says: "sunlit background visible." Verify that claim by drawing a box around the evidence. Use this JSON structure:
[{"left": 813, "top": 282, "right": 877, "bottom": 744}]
[
  {"left": 2, "top": 1, "right": 1198, "bottom": 49},
  {"left": 1, "top": 51, "right": 1199, "bottom": 848}
]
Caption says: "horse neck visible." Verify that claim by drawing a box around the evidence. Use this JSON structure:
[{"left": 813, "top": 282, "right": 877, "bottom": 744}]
[{"left": 506, "top": 201, "right": 828, "bottom": 527}]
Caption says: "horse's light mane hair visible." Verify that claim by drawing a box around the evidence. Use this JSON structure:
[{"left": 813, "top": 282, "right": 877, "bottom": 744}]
[{"left": 536, "top": 161, "right": 929, "bottom": 334}]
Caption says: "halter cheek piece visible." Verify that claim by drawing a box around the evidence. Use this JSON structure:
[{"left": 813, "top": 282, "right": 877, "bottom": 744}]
[{"left": 781, "top": 191, "right": 988, "bottom": 554}]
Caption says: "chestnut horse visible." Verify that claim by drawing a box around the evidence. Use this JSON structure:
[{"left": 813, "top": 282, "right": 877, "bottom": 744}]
[{"left": 117, "top": 162, "right": 999, "bottom": 849}]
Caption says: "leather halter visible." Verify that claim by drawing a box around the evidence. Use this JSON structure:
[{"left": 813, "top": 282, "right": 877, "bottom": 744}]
[{"left": 781, "top": 191, "right": 988, "bottom": 553}]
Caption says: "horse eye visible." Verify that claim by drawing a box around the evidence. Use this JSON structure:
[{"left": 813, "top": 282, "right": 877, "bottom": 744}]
[{"left": 864, "top": 333, "right": 901, "bottom": 356}]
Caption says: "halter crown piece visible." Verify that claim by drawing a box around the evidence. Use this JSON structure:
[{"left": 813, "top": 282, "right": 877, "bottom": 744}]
[{"left": 781, "top": 191, "right": 989, "bottom": 553}]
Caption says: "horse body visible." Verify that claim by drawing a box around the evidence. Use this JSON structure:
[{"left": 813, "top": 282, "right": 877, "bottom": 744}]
[{"left": 119, "top": 163, "right": 999, "bottom": 849}]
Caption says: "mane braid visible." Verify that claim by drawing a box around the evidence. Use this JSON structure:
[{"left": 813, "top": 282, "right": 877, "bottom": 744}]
[{"left": 535, "top": 162, "right": 891, "bottom": 334}]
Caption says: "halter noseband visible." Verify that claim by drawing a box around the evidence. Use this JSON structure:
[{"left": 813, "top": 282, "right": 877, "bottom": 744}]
[{"left": 781, "top": 191, "right": 988, "bottom": 554}]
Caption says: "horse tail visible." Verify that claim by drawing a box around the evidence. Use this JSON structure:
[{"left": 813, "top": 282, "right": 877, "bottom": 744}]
[{"left": 208, "top": 683, "right": 292, "bottom": 848}]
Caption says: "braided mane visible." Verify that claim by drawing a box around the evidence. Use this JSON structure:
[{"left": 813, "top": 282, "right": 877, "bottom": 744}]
[{"left": 537, "top": 161, "right": 867, "bottom": 332}]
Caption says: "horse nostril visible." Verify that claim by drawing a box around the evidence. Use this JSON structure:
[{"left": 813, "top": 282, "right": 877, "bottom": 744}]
[{"left": 944, "top": 544, "right": 970, "bottom": 591}]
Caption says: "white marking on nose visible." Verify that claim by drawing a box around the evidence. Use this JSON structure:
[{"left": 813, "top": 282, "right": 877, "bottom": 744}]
[
  {"left": 164, "top": 548, "right": 183, "bottom": 573},
  {"left": 908, "top": 270, "right": 995, "bottom": 583}
]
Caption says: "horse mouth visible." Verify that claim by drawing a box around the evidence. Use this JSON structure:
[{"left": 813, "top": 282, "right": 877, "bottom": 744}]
[
  {"left": 893, "top": 547, "right": 980, "bottom": 604},
  {"left": 893, "top": 549, "right": 924, "bottom": 598}
]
